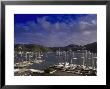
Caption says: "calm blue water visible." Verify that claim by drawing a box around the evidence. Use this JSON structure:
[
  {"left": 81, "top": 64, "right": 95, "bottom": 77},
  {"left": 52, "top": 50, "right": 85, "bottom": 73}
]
[{"left": 14, "top": 52, "right": 97, "bottom": 70}]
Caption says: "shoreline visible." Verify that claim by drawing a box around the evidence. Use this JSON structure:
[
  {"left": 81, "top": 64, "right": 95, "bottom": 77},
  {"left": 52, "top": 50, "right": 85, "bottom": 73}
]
[{"left": 14, "top": 63, "right": 97, "bottom": 76}]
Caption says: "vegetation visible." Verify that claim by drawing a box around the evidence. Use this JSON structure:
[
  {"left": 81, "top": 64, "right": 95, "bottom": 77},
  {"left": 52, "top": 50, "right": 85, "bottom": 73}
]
[{"left": 14, "top": 42, "right": 97, "bottom": 53}]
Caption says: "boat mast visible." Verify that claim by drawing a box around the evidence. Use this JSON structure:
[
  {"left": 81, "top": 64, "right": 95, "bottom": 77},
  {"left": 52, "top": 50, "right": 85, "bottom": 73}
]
[
  {"left": 82, "top": 52, "right": 85, "bottom": 66},
  {"left": 25, "top": 52, "right": 28, "bottom": 61},
  {"left": 71, "top": 52, "right": 74, "bottom": 64},
  {"left": 58, "top": 48, "right": 60, "bottom": 63},
  {"left": 85, "top": 50, "right": 88, "bottom": 67},
  {"left": 64, "top": 51, "right": 66, "bottom": 63},
  {"left": 92, "top": 53, "right": 94, "bottom": 69}
]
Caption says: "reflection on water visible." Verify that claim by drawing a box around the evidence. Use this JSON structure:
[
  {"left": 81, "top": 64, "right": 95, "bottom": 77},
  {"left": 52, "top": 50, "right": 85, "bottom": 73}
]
[{"left": 14, "top": 50, "right": 97, "bottom": 70}]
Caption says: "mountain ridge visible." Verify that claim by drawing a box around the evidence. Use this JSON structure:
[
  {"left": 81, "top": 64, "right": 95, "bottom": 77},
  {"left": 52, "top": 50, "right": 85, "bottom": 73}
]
[{"left": 15, "top": 42, "right": 97, "bottom": 53}]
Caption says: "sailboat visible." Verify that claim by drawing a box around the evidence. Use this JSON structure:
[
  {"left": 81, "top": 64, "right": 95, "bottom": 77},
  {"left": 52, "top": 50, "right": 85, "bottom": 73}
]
[
  {"left": 70, "top": 52, "right": 74, "bottom": 67},
  {"left": 92, "top": 53, "right": 97, "bottom": 70},
  {"left": 33, "top": 52, "right": 43, "bottom": 63},
  {"left": 81, "top": 51, "right": 87, "bottom": 69}
]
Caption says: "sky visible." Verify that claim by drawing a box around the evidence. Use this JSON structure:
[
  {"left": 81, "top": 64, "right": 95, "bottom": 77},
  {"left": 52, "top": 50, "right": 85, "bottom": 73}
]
[{"left": 14, "top": 14, "right": 97, "bottom": 47}]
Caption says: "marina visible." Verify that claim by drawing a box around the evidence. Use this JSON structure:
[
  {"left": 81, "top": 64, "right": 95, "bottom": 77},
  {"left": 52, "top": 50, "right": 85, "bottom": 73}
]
[
  {"left": 14, "top": 49, "right": 97, "bottom": 76},
  {"left": 14, "top": 14, "right": 97, "bottom": 76}
]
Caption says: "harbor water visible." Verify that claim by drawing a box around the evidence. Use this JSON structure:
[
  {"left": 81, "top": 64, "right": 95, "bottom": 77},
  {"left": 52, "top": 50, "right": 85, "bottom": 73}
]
[{"left": 14, "top": 51, "right": 97, "bottom": 70}]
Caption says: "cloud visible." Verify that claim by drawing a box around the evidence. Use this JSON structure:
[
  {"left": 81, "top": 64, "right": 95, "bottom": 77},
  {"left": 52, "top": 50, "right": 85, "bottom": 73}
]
[
  {"left": 91, "top": 20, "right": 97, "bottom": 25},
  {"left": 82, "top": 31, "right": 92, "bottom": 35},
  {"left": 15, "top": 14, "right": 97, "bottom": 46}
]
